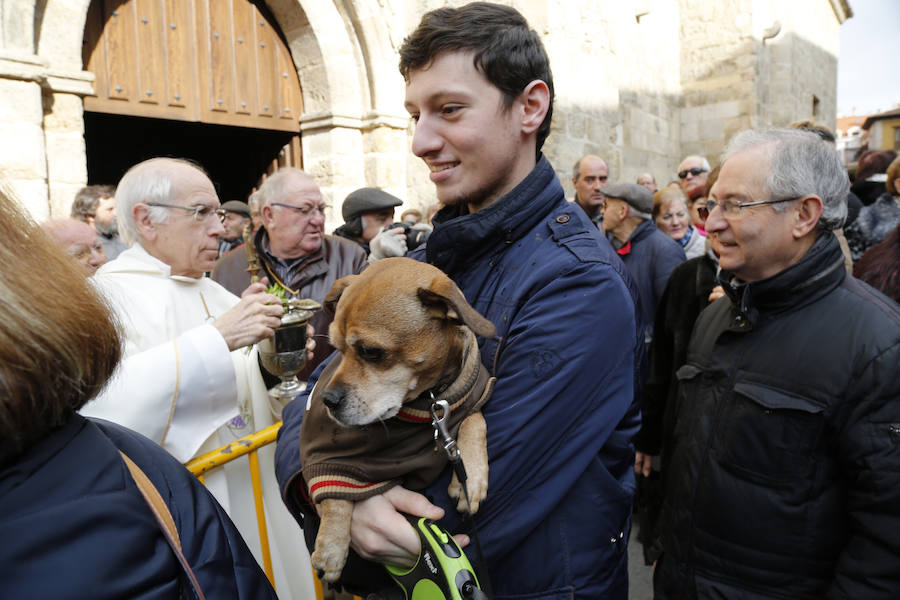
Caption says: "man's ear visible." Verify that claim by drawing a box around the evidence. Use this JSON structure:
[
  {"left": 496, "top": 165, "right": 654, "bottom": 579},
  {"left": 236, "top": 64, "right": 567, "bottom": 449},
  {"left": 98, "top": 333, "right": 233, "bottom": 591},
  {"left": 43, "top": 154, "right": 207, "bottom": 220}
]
[
  {"left": 519, "top": 79, "right": 550, "bottom": 136},
  {"left": 792, "top": 195, "right": 824, "bottom": 239},
  {"left": 261, "top": 204, "right": 275, "bottom": 229},
  {"left": 132, "top": 204, "right": 158, "bottom": 242}
]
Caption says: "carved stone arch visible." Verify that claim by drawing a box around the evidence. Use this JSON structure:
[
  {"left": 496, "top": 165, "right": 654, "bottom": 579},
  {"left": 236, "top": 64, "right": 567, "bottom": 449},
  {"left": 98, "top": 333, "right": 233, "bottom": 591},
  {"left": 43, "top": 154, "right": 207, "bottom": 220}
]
[
  {"left": 6, "top": 0, "right": 411, "bottom": 218},
  {"left": 266, "top": 0, "right": 409, "bottom": 210}
]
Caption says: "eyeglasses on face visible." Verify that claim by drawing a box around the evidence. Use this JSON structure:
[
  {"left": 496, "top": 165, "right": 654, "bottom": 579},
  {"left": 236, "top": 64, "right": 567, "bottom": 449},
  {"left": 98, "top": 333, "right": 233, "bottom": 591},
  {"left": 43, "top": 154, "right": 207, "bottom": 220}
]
[
  {"left": 678, "top": 167, "right": 708, "bottom": 179},
  {"left": 698, "top": 196, "right": 800, "bottom": 220},
  {"left": 271, "top": 202, "right": 329, "bottom": 217},
  {"left": 68, "top": 243, "right": 105, "bottom": 261},
  {"left": 145, "top": 202, "right": 226, "bottom": 223}
]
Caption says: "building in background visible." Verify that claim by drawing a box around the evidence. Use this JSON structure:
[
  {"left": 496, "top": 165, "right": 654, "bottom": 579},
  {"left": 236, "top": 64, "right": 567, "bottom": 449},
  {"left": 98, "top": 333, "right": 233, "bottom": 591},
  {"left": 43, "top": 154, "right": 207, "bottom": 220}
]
[
  {"left": 862, "top": 108, "right": 900, "bottom": 152},
  {"left": 837, "top": 114, "right": 867, "bottom": 166},
  {"left": 0, "top": 0, "right": 852, "bottom": 224}
]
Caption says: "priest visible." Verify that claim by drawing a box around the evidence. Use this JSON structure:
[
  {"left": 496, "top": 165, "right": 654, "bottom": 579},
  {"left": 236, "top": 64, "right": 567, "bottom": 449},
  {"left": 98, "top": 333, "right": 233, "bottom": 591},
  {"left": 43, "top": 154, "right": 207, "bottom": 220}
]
[{"left": 82, "top": 157, "right": 315, "bottom": 598}]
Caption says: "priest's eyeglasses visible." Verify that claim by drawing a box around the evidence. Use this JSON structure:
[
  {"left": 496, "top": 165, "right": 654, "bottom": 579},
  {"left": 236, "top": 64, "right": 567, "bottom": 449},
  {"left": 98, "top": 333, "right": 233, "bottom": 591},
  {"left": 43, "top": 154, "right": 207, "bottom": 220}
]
[
  {"left": 145, "top": 202, "right": 227, "bottom": 223},
  {"left": 698, "top": 196, "right": 800, "bottom": 220}
]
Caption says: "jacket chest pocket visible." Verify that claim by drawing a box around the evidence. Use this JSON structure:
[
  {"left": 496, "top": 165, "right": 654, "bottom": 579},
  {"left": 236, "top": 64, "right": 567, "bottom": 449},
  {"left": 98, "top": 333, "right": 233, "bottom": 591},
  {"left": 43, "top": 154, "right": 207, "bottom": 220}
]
[
  {"left": 672, "top": 364, "right": 705, "bottom": 441},
  {"left": 716, "top": 381, "right": 825, "bottom": 485}
]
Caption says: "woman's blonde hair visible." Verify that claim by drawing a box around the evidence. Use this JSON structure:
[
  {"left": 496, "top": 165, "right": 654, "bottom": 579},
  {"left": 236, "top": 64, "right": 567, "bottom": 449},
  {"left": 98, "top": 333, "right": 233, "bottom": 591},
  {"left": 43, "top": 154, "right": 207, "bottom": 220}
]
[
  {"left": 0, "top": 182, "right": 121, "bottom": 465},
  {"left": 652, "top": 187, "right": 688, "bottom": 222}
]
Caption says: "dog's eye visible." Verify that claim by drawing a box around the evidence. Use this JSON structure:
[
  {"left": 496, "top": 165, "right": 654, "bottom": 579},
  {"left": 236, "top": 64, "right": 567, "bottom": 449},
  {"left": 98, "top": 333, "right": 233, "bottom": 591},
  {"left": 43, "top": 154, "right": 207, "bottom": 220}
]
[{"left": 356, "top": 344, "right": 386, "bottom": 363}]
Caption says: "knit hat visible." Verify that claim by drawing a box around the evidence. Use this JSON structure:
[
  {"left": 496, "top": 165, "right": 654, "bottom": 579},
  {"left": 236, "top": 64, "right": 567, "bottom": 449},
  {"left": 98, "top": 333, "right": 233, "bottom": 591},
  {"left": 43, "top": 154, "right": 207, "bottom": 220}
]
[
  {"left": 220, "top": 200, "right": 250, "bottom": 217},
  {"left": 603, "top": 183, "right": 654, "bottom": 216},
  {"left": 341, "top": 188, "right": 403, "bottom": 222}
]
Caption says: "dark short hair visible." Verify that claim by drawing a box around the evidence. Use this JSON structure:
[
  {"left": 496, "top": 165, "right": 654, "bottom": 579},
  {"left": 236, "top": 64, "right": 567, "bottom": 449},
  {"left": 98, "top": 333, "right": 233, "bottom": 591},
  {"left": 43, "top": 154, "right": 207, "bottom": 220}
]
[
  {"left": 398, "top": 2, "right": 555, "bottom": 154},
  {"left": 856, "top": 150, "right": 897, "bottom": 182},
  {"left": 71, "top": 184, "right": 115, "bottom": 222}
]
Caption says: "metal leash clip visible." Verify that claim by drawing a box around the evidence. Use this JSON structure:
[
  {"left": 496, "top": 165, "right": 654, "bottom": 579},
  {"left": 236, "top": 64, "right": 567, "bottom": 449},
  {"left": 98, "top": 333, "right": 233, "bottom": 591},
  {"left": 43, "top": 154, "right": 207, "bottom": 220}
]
[{"left": 430, "top": 396, "right": 460, "bottom": 462}]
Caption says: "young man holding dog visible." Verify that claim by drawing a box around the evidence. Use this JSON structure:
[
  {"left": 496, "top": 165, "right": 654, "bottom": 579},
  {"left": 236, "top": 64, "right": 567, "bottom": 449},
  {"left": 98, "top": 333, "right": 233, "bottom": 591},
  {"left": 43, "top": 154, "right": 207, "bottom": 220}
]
[{"left": 275, "top": 3, "right": 643, "bottom": 597}]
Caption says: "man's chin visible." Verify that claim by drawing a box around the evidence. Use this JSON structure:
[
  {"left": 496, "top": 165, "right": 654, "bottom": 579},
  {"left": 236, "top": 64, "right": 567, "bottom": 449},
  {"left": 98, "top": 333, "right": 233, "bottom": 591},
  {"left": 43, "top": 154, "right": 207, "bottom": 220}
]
[{"left": 300, "top": 237, "right": 323, "bottom": 254}]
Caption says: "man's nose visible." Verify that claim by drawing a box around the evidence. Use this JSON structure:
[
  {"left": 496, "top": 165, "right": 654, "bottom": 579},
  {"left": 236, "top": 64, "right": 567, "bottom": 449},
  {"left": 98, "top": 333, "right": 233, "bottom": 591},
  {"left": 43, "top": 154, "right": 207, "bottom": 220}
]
[
  {"left": 704, "top": 205, "right": 727, "bottom": 233},
  {"left": 211, "top": 217, "right": 226, "bottom": 237},
  {"left": 411, "top": 115, "right": 441, "bottom": 158}
]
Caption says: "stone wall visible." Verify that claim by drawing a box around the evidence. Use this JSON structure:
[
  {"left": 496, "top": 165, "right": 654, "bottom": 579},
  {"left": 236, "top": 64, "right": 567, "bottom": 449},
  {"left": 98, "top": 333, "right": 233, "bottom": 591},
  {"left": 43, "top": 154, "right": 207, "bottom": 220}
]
[{"left": 1, "top": 0, "right": 849, "bottom": 220}]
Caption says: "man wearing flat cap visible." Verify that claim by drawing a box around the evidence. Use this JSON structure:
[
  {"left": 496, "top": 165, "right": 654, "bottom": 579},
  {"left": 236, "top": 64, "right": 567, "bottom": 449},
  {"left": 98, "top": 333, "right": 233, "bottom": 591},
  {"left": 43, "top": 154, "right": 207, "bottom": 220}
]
[
  {"left": 332, "top": 187, "right": 432, "bottom": 261},
  {"left": 602, "top": 182, "right": 685, "bottom": 343},
  {"left": 333, "top": 187, "right": 402, "bottom": 255},
  {"left": 217, "top": 200, "right": 251, "bottom": 257},
  {"left": 212, "top": 167, "right": 367, "bottom": 377}
]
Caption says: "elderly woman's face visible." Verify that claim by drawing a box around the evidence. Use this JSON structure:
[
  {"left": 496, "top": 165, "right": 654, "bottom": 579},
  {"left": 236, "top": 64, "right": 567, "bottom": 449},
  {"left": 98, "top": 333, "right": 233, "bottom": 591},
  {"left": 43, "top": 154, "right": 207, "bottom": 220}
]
[{"left": 656, "top": 197, "right": 691, "bottom": 240}]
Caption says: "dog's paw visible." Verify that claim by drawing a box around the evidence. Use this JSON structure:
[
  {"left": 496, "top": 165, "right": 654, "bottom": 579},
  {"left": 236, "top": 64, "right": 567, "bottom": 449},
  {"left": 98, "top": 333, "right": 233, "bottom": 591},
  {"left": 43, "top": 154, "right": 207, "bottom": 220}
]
[
  {"left": 448, "top": 471, "right": 487, "bottom": 514},
  {"left": 311, "top": 544, "right": 349, "bottom": 583}
]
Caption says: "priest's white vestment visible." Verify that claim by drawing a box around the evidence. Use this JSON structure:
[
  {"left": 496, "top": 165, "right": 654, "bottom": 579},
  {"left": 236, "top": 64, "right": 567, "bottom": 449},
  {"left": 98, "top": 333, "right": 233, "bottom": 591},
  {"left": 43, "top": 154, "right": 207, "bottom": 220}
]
[{"left": 82, "top": 244, "right": 314, "bottom": 599}]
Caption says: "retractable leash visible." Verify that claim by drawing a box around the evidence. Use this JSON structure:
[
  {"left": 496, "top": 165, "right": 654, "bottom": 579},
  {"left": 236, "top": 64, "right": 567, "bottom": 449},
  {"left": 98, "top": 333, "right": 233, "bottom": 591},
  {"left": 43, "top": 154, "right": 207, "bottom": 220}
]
[{"left": 384, "top": 398, "right": 492, "bottom": 600}]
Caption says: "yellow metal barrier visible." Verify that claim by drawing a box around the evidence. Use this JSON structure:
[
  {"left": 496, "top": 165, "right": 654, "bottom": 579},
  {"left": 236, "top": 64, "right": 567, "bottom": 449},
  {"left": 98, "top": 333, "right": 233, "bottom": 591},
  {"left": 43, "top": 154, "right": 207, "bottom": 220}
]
[
  {"left": 185, "top": 422, "right": 361, "bottom": 600},
  {"left": 185, "top": 423, "right": 282, "bottom": 589}
]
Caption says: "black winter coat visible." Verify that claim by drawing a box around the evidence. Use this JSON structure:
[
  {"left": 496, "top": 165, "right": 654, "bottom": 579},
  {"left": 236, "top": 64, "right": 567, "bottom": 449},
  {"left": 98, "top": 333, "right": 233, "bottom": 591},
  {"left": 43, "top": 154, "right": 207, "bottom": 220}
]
[
  {"left": 655, "top": 232, "right": 900, "bottom": 599},
  {"left": 1, "top": 415, "right": 276, "bottom": 599}
]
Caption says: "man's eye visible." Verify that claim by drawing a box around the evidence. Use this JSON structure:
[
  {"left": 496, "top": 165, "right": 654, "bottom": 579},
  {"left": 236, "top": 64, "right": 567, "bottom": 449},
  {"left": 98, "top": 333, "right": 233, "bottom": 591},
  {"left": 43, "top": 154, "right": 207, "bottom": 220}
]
[
  {"left": 356, "top": 345, "right": 386, "bottom": 363},
  {"left": 441, "top": 105, "right": 461, "bottom": 116}
]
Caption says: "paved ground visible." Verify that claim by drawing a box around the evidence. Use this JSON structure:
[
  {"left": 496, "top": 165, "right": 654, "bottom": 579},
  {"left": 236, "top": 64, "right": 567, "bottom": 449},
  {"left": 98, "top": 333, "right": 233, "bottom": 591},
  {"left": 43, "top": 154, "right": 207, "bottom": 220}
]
[{"left": 628, "top": 526, "right": 654, "bottom": 600}]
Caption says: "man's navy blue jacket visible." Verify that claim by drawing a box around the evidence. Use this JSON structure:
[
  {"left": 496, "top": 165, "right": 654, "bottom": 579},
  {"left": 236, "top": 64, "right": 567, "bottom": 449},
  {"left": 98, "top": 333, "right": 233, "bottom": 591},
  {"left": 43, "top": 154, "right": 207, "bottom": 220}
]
[
  {"left": 1, "top": 415, "right": 276, "bottom": 600},
  {"left": 612, "top": 220, "right": 685, "bottom": 342},
  {"left": 276, "top": 157, "right": 643, "bottom": 598}
]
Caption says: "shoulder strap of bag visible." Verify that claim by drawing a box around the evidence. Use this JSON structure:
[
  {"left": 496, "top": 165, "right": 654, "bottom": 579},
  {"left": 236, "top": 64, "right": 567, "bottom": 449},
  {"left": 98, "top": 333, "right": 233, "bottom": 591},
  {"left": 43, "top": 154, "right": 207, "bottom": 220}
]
[{"left": 119, "top": 451, "right": 207, "bottom": 600}]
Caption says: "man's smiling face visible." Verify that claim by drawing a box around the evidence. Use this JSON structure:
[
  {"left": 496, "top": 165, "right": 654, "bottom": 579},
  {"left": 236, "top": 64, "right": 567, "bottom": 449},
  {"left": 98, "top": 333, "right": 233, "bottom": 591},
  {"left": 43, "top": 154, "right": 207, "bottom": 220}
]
[{"left": 404, "top": 51, "right": 533, "bottom": 213}]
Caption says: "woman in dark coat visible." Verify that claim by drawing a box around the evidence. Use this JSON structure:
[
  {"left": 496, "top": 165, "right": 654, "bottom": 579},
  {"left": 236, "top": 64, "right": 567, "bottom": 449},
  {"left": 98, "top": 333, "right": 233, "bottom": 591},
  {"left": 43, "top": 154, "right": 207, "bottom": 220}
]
[{"left": 0, "top": 185, "right": 276, "bottom": 600}]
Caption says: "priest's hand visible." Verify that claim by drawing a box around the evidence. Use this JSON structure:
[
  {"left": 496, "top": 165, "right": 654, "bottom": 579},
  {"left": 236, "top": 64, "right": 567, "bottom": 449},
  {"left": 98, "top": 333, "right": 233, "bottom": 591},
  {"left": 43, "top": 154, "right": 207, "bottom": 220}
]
[{"left": 214, "top": 281, "right": 284, "bottom": 351}]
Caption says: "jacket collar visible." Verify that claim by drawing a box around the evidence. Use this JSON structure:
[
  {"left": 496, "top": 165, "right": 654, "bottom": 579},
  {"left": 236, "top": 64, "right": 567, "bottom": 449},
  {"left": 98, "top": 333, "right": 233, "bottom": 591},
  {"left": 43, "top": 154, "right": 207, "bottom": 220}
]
[
  {"left": 1, "top": 414, "right": 85, "bottom": 485},
  {"left": 425, "top": 155, "right": 563, "bottom": 274},
  {"left": 396, "top": 329, "right": 491, "bottom": 423},
  {"left": 721, "top": 232, "right": 846, "bottom": 325}
]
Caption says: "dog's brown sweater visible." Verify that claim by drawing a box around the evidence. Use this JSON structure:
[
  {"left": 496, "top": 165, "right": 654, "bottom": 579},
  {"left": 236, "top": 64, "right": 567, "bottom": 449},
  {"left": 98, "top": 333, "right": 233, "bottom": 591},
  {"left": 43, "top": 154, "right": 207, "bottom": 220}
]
[{"left": 300, "top": 333, "right": 494, "bottom": 504}]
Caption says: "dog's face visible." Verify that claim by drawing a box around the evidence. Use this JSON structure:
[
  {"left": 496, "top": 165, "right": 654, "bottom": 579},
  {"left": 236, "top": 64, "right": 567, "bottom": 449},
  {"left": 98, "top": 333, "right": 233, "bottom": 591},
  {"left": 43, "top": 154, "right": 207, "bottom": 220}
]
[{"left": 321, "top": 257, "right": 494, "bottom": 426}]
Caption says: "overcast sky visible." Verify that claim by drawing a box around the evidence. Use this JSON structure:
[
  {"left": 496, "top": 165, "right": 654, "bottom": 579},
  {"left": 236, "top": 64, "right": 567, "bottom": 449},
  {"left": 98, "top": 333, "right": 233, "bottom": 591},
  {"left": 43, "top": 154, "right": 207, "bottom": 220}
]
[{"left": 837, "top": 0, "right": 900, "bottom": 116}]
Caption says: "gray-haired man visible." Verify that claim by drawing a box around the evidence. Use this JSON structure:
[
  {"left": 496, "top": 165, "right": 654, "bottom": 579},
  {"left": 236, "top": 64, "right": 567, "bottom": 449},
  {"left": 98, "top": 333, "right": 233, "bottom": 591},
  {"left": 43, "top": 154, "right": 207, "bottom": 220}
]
[{"left": 654, "top": 129, "right": 900, "bottom": 599}]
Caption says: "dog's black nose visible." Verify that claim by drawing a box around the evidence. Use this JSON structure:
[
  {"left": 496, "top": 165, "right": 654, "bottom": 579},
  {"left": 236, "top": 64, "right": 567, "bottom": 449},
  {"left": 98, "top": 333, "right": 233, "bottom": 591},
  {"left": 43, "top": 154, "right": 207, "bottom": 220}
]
[{"left": 321, "top": 388, "right": 343, "bottom": 410}]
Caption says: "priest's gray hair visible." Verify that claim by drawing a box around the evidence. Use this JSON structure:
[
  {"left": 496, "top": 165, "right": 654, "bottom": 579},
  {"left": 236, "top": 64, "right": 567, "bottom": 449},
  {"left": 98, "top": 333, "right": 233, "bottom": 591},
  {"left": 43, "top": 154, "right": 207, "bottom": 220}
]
[
  {"left": 721, "top": 129, "right": 849, "bottom": 231},
  {"left": 116, "top": 157, "right": 209, "bottom": 245}
]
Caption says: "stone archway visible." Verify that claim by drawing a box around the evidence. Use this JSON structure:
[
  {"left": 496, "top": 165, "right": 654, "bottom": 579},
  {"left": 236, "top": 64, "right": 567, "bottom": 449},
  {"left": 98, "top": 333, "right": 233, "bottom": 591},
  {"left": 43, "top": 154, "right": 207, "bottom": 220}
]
[{"left": 16, "top": 0, "right": 410, "bottom": 220}]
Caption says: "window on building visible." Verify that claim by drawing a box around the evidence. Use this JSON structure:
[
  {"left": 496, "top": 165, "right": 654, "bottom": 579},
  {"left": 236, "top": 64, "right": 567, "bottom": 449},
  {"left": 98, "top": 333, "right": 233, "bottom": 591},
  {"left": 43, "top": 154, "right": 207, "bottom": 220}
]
[
  {"left": 894, "top": 126, "right": 900, "bottom": 150},
  {"left": 812, "top": 95, "right": 820, "bottom": 119}
]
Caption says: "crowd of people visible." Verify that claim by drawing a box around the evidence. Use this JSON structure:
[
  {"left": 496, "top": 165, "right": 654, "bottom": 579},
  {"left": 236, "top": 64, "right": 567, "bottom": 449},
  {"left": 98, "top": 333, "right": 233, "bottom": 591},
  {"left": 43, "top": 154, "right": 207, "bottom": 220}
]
[{"left": 2, "top": 2, "right": 899, "bottom": 599}]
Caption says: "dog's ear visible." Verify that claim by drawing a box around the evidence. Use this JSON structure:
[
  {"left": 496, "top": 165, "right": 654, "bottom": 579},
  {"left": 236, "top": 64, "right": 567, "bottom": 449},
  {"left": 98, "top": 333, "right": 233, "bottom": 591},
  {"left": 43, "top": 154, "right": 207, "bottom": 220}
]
[
  {"left": 324, "top": 274, "right": 358, "bottom": 316},
  {"left": 417, "top": 278, "right": 496, "bottom": 338}
]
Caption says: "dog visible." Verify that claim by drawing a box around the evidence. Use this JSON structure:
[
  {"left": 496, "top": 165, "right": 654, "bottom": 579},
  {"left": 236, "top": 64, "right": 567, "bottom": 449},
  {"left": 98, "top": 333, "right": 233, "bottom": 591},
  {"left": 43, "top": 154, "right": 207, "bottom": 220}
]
[{"left": 299, "top": 257, "right": 496, "bottom": 583}]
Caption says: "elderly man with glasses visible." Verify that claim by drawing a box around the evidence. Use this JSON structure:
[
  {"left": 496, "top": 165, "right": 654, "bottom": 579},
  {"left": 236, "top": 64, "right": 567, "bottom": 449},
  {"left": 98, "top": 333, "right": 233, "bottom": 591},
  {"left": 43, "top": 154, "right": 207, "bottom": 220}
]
[
  {"left": 653, "top": 130, "right": 900, "bottom": 599},
  {"left": 213, "top": 167, "right": 368, "bottom": 378},
  {"left": 80, "top": 157, "right": 318, "bottom": 598}
]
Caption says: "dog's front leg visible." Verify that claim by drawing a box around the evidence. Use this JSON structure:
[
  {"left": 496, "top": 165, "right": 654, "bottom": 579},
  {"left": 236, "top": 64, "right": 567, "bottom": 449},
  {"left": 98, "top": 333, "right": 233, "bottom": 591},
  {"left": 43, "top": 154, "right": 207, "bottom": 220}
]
[
  {"left": 311, "top": 498, "right": 354, "bottom": 583},
  {"left": 448, "top": 412, "right": 488, "bottom": 514}
]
